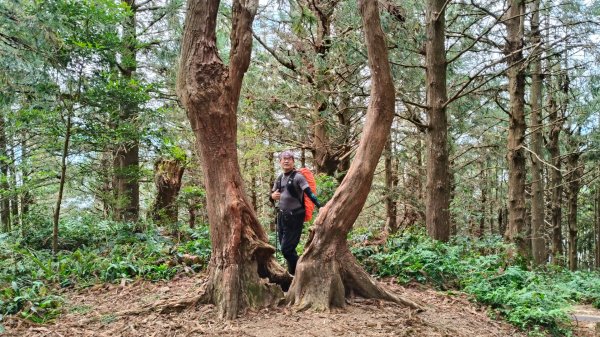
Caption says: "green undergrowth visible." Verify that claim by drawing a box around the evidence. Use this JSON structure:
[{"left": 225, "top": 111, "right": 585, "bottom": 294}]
[
  {"left": 0, "top": 218, "right": 211, "bottom": 324},
  {"left": 352, "top": 229, "right": 600, "bottom": 336}
]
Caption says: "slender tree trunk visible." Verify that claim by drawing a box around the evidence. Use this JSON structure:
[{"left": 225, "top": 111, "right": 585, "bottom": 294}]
[
  {"left": 529, "top": 0, "right": 545, "bottom": 266},
  {"left": 566, "top": 145, "right": 582, "bottom": 271},
  {"left": 53, "top": 112, "right": 72, "bottom": 254},
  {"left": 114, "top": 0, "right": 140, "bottom": 222},
  {"left": 177, "top": 0, "right": 290, "bottom": 319},
  {"left": 152, "top": 158, "right": 186, "bottom": 225},
  {"left": 8, "top": 143, "right": 18, "bottom": 229},
  {"left": 0, "top": 113, "right": 10, "bottom": 232},
  {"left": 504, "top": 0, "right": 528, "bottom": 256},
  {"left": 286, "top": 0, "right": 420, "bottom": 311},
  {"left": 384, "top": 136, "right": 398, "bottom": 233},
  {"left": 479, "top": 158, "right": 487, "bottom": 237},
  {"left": 424, "top": 0, "right": 449, "bottom": 242},
  {"left": 20, "top": 130, "right": 32, "bottom": 227},
  {"left": 547, "top": 71, "right": 564, "bottom": 263},
  {"left": 594, "top": 181, "right": 600, "bottom": 269}
]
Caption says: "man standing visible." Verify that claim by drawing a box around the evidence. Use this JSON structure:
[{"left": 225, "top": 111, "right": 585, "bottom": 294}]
[{"left": 271, "top": 150, "right": 321, "bottom": 275}]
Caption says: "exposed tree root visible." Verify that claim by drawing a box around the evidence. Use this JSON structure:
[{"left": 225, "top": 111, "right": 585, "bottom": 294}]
[{"left": 286, "top": 246, "right": 424, "bottom": 312}]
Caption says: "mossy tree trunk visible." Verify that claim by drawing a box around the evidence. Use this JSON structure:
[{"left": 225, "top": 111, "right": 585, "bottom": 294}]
[
  {"left": 177, "top": 0, "right": 291, "bottom": 319},
  {"left": 152, "top": 158, "right": 186, "bottom": 226}
]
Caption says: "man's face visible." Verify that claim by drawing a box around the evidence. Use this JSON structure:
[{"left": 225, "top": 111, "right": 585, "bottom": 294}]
[{"left": 279, "top": 156, "right": 294, "bottom": 172}]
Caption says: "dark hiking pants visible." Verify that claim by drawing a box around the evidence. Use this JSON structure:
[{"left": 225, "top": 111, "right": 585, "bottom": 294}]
[{"left": 277, "top": 208, "right": 305, "bottom": 275}]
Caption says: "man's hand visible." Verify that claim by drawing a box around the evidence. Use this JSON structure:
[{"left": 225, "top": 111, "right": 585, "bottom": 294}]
[{"left": 271, "top": 191, "right": 281, "bottom": 201}]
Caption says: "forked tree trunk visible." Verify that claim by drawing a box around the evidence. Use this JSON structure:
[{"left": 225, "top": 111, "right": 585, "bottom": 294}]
[
  {"left": 286, "top": 0, "right": 420, "bottom": 311},
  {"left": 152, "top": 158, "right": 185, "bottom": 225},
  {"left": 177, "top": 0, "right": 290, "bottom": 319},
  {"left": 529, "top": 0, "right": 545, "bottom": 266},
  {"left": 424, "top": 0, "right": 450, "bottom": 242},
  {"left": 504, "top": 0, "right": 528, "bottom": 256}
]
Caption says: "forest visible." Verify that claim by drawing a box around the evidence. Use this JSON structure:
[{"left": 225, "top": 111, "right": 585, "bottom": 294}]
[{"left": 1, "top": 0, "right": 600, "bottom": 336}]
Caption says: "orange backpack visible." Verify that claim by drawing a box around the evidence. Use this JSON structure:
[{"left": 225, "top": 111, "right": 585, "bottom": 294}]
[{"left": 297, "top": 167, "right": 317, "bottom": 222}]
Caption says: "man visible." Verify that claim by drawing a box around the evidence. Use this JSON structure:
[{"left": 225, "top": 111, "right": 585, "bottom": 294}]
[{"left": 271, "top": 150, "right": 321, "bottom": 275}]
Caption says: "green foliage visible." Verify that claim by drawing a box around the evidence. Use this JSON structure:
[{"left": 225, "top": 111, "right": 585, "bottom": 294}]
[
  {"left": 353, "top": 229, "right": 600, "bottom": 335},
  {"left": 0, "top": 219, "right": 212, "bottom": 323}
]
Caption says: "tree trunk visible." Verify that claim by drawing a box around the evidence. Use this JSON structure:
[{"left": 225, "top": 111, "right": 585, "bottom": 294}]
[
  {"left": 177, "top": 0, "right": 290, "bottom": 319},
  {"left": 53, "top": 112, "right": 72, "bottom": 254},
  {"left": 566, "top": 143, "right": 582, "bottom": 271},
  {"left": 424, "top": 0, "right": 450, "bottom": 242},
  {"left": 152, "top": 158, "right": 186, "bottom": 225},
  {"left": 529, "top": 0, "right": 545, "bottom": 266},
  {"left": 114, "top": 0, "right": 140, "bottom": 222},
  {"left": 594, "top": 180, "right": 600, "bottom": 269},
  {"left": 504, "top": 0, "right": 528, "bottom": 256},
  {"left": 20, "top": 130, "right": 32, "bottom": 227},
  {"left": 286, "top": 0, "right": 420, "bottom": 311},
  {"left": 547, "top": 70, "right": 564, "bottom": 263},
  {"left": 479, "top": 158, "right": 487, "bottom": 237},
  {"left": 384, "top": 136, "right": 398, "bottom": 233},
  {"left": 0, "top": 113, "right": 10, "bottom": 232}
]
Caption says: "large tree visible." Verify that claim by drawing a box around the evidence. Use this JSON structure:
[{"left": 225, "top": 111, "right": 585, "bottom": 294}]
[
  {"left": 424, "top": 0, "right": 450, "bottom": 242},
  {"left": 503, "top": 0, "right": 528, "bottom": 256},
  {"left": 177, "top": 0, "right": 289, "bottom": 319},
  {"left": 285, "top": 0, "right": 420, "bottom": 311}
]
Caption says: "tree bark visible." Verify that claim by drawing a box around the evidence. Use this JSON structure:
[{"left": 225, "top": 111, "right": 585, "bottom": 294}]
[
  {"left": 504, "top": 0, "right": 528, "bottom": 256},
  {"left": 0, "top": 113, "right": 10, "bottom": 232},
  {"left": 566, "top": 142, "right": 582, "bottom": 271},
  {"left": 547, "top": 70, "right": 564, "bottom": 263},
  {"left": 53, "top": 112, "right": 72, "bottom": 254},
  {"left": 152, "top": 158, "right": 186, "bottom": 225},
  {"left": 594, "top": 178, "right": 600, "bottom": 269},
  {"left": 113, "top": 0, "right": 140, "bottom": 222},
  {"left": 286, "top": 0, "right": 420, "bottom": 311},
  {"left": 529, "top": 0, "right": 545, "bottom": 266},
  {"left": 177, "top": 0, "right": 290, "bottom": 319},
  {"left": 384, "top": 136, "right": 398, "bottom": 233},
  {"left": 424, "top": 0, "right": 450, "bottom": 242}
]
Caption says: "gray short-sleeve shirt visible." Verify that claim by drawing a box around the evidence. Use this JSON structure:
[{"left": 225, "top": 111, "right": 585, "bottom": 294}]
[{"left": 272, "top": 171, "right": 309, "bottom": 211}]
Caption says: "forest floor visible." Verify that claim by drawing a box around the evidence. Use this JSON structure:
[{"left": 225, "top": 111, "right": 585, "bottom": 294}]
[{"left": 1, "top": 273, "right": 596, "bottom": 337}]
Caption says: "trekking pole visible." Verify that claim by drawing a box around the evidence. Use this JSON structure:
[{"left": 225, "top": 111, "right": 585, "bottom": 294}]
[{"left": 275, "top": 211, "right": 279, "bottom": 258}]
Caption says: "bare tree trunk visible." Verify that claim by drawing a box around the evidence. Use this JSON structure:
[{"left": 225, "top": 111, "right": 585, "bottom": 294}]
[
  {"left": 594, "top": 178, "right": 600, "bottom": 269},
  {"left": 113, "top": 0, "right": 140, "bottom": 222},
  {"left": 384, "top": 136, "right": 398, "bottom": 233},
  {"left": 504, "top": 0, "right": 528, "bottom": 256},
  {"left": 286, "top": 0, "right": 420, "bottom": 311},
  {"left": 566, "top": 142, "right": 582, "bottom": 271},
  {"left": 0, "top": 113, "right": 10, "bottom": 232},
  {"left": 177, "top": 0, "right": 290, "bottom": 319},
  {"left": 424, "top": 0, "right": 450, "bottom": 242},
  {"left": 20, "top": 130, "right": 32, "bottom": 227},
  {"left": 152, "top": 158, "right": 186, "bottom": 226},
  {"left": 529, "top": 0, "right": 545, "bottom": 266},
  {"left": 479, "top": 158, "right": 487, "bottom": 237},
  {"left": 53, "top": 112, "right": 72, "bottom": 254},
  {"left": 547, "top": 72, "right": 564, "bottom": 263}
]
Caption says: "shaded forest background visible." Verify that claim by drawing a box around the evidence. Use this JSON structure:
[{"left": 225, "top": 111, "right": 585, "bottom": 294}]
[{"left": 1, "top": 0, "right": 600, "bottom": 334}]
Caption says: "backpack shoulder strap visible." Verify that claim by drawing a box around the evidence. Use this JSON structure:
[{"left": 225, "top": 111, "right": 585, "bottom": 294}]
[{"left": 276, "top": 173, "right": 284, "bottom": 191}]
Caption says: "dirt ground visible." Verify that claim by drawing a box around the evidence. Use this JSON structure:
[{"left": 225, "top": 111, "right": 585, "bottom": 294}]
[{"left": 1, "top": 273, "right": 594, "bottom": 337}]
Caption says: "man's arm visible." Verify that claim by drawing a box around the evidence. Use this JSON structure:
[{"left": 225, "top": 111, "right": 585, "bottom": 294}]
[{"left": 303, "top": 187, "right": 321, "bottom": 208}]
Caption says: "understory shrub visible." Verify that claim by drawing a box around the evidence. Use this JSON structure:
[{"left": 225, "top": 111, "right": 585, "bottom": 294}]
[
  {"left": 0, "top": 219, "right": 212, "bottom": 323},
  {"left": 352, "top": 228, "right": 600, "bottom": 336}
]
